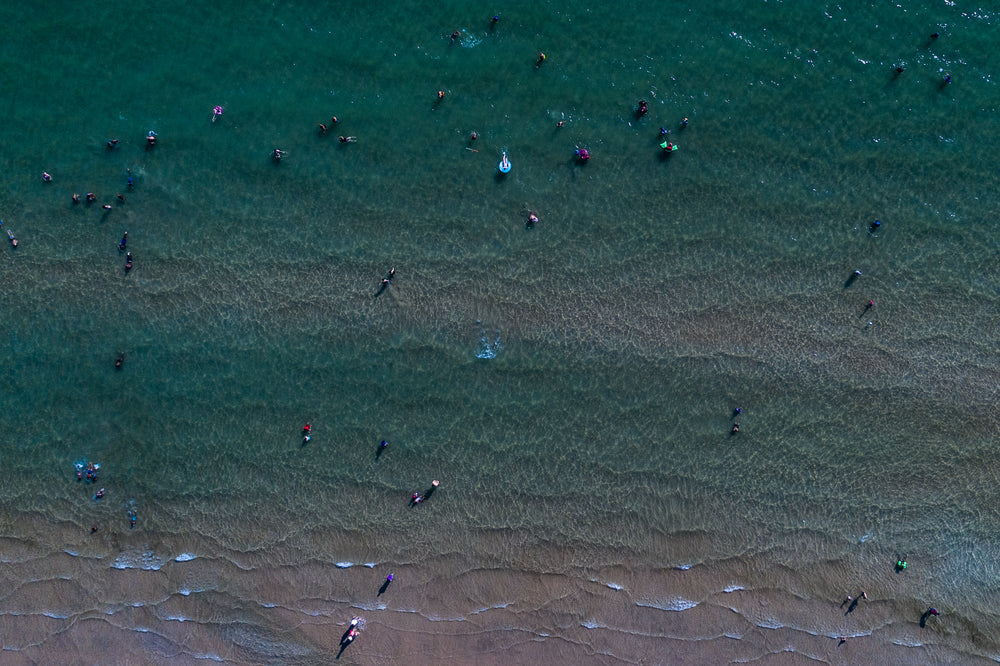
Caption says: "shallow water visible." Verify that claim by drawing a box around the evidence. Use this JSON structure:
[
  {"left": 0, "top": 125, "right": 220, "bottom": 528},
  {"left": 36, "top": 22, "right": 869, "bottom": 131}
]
[{"left": 2, "top": 1, "right": 1000, "bottom": 663}]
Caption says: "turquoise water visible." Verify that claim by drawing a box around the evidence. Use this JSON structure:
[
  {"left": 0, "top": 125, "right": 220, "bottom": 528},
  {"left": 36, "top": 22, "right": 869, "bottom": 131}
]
[{"left": 2, "top": 1, "right": 1000, "bottom": 663}]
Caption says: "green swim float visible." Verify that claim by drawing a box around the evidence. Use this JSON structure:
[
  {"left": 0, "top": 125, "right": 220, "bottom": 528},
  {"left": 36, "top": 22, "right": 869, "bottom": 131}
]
[{"left": 659, "top": 141, "right": 678, "bottom": 152}]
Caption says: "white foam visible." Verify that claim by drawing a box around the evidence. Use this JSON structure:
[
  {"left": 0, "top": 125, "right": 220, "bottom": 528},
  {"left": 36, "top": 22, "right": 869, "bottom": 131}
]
[
  {"left": 112, "top": 549, "right": 166, "bottom": 570},
  {"left": 892, "top": 638, "right": 923, "bottom": 647},
  {"left": 471, "top": 602, "right": 510, "bottom": 615},
  {"left": 426, "top": 613, "right": 466, "bottom": 622},
  {"left": 476, "top": 330, "right": 502, "bottom": 359},
  {"left": 675, "top": 563, "right": 693, "bottom": 570},
  {"left": 635, "top": 597, "right": 699, "bottom": 612},
  {"left": 581, "top": 619, "right": 604, "bottom": 629},
  {"left": 335, "top": 561, "right": 353, "bottom": 568},
  {"left": 364, "top": 562, "right": 376, "bottom": 568},
  {"left": 64, "top": 550, "right": 79, "bottom": 557},
  {"left": 723, "top": 584, "right": 745, "bottom": 593},
  {"left": 190, "top": 653, "right": 224, "bottom": 662},
  {"left": 175, "top": 553, "right": 197, "bottom": 562},
  {"left": 606, "top": 582, "right": 624, "bottom": 590}
]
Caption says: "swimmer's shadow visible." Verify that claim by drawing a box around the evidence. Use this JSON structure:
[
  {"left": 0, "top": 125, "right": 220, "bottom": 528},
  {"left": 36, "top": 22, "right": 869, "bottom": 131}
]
[
  {"left": 844, "top": 598, "right": 860, "bottom": 615},
  {"left": 336, "top": 630, "right": 355, "bottom": 659},
  {"left": 378, "top": 578, "right": 391, "bottom": 596}
]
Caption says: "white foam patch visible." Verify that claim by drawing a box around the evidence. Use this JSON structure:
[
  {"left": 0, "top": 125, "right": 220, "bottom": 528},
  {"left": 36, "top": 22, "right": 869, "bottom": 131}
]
[
  {"left": 723, "top": 584, "right": 745, "bottom": 593},
  {"left": 175, "top": 553, "right": 197, "bottom": 562},
  {"left": 675, "top": 563, "right": 693, "bottom": 570},
  {"left": 471, "top": 602, "right": 510, "bottom": 615},
  {"left": 112, "top": 548, "right": 166, "bottom": 571},
  {"left": 581, "top": 619, "right": 604, "bottom": 629},
  {"left": 892, "top": 638, "right": 923, "bottom": 647},
  {"left": 635, "top": 597, "right": 699, "bottom": 612},
  {"left": 364, "top": 562, "right": 376, "bottom": 568},
  {"left": 335, "top": 561, "right": 353, "bottom": 568},
  {"left": 426, "top": 613, "right": 466, "bottom": 622},
  {"left": 606, "top": 582, "right": 624, "bottom": 590}
]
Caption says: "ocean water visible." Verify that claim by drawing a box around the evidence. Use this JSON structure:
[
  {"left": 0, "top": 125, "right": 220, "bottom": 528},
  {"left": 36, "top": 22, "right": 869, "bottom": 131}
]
[{"left": 2, "top": 0, "right": 1000, "bottom": 663}]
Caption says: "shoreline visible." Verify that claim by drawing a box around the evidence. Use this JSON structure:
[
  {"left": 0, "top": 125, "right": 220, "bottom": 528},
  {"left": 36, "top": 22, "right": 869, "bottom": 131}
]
[{"left": 1, "top": 511, "right": 997, "bottom": 664}]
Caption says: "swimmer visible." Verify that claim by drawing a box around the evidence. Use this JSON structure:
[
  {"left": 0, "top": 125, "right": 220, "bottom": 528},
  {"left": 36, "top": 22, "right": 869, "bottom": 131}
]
[
  {"left": 91, "top": 524, "right": 99, "bottom": 533},
  {"left": 103, "top": 204, "right": 112, "bottom": 211},
  {"left": 318, "top": 123, "right": 328, "bottom": 135},
  {"left": 556, "top": 120, "right": 565, "bottom": 128},
  {"left": 271, "top": 148, "right": 286, "bottom": 161},
  {"left": 72, "top": 193, "right": 80, "bottom": 204},
  {"left": 637, "top": 99, "right": 648, "bottom": 116},
  {"left": 7, "top": 229, "right": 17, "bottom": 247},
  {"left": 303, "top": 423, "right": 311, "bottom": 433},
  {"left": 338, "top": 136, "right": 356, "bottom": 143},
  {"left": 929, "top": 607, "right": 939, "bottom": 616},
  {"left": 125, "top": 252, "right": 133, "bottom": 271},
  {"left": 470, "top": 131, "right": 478, "bottom": 141},
  {"left": 943, "top": 72, "right": 951, "bottom": 84},
  {"left": 412, "top": 492, "right": 422, "bottom": 504},
  {"left": 680, "top": 117, "right": 689, "bottom": 128},
  {"left": 331, "top": 116, "right": 339, "bottom": 124},
  {"left": 491, "top": 15, "right": 500, "bottom": 27},
  {"left": 528, "top": 212, "right": 539, "bottom": 226},
  {"left": 733, "top": 407, "right": 742, "bottom": 417},
  {"left": 95, "top": 488, "right": 105, "bottom": 499},
  {"left": 115, "top": 352, "right": 124, "bottom": 369},
  {"left": 536, "top": 52, "right": 546, "bottom": 66},
  {"left": 870, "top": 219, "right": 881, "bottom": 232},
  {"left": 117, "top": 192, "right": 125, "bottom": 203},
  {"left": 732, "top": 422, "right": 740, "bottom": 434},
  {"left": 303, "top": 434, "right": 311, "bottom": 444},
  {"left": 450, "top": 30, "right": 460, "bottom": 42},
  {"left": 212, "top": 105, "right": 224, "bottom": 122},
  {"left": 107, "top": 139, "right": 119, "bottom": 150},
  {"left": 659, "top": 127, "right": 669, "bottom": 136},
  {"left": 146, "top": 131, "right": 157, "bottom": 147},
  {"left": 86, "top": 192, "right": 96, "bottom": 203},
  {"left": 386, "top": 573, "right": 394, "bottom": 582},
  {"left": 127, "top": 176, "right": 134, "bottom": 190},
  {"left": 380, "top": 440, "right": 388, "bottom": 449},
  {"left": 381, "top": 267, "right": 396, "bottom": 285},
  {"left": 575, "top": 148, "right": 590, "bottom": 161},
  {"left": 129, "top": 511, "right": 137, "bottom": 528},
  {"left": 42, "top": 172, "right": 52, "bottom": 182},
  {"left": 437, "top": 90, "right": 445, "bottom": 100},
  {"left": 119, "top": 231, "right": 128, "bottom": 251}
]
